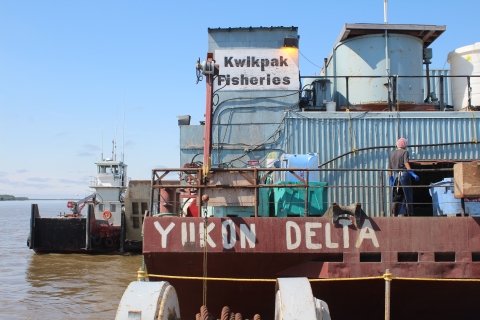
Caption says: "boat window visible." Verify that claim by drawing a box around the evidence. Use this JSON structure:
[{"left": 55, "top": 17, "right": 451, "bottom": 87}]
[
  {"left": 99, "top": 204, "right": 104, "bottom": 212},
  {"left": 133, "top": 217, "right": 140, "bottom": 229},
  {"left": 110, "top": 204, "right": 116, "bottom": 212},
  {"left": 132, "top": 202, "right": 139, "bottom": 215},
  {"left": 141, "top": 202, "right": 148, "bottom": 215},
  {"left": 99, "top": 166, "right": 106, "bottom": 173}
]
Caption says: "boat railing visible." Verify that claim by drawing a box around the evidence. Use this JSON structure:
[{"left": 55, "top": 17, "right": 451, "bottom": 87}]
[
  {"left": 301, "top": 74, "right": 480, "bottom": 111},
  {"left": 150, "top": 166, "right": 464, "bottom": 218}
]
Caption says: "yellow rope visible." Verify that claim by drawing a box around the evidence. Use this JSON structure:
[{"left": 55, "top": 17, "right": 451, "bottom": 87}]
[{"left": 141, "top": 272, "right": 480, "bottom": 283}]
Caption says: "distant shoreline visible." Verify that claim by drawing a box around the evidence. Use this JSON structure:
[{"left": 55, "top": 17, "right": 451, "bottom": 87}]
[{"left": 0, "top": 199, "right": 78, "bottom": 201}]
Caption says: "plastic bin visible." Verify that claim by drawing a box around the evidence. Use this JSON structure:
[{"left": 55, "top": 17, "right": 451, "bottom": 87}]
[
  {"left": 280, "top": 153, "right": 320, "bottom": 182},
  {"left": 429, "top": 178, "right": 463, "bottom": 216},
  {"left": 274, "top": 181, "right": 328, "bottom": 217}
]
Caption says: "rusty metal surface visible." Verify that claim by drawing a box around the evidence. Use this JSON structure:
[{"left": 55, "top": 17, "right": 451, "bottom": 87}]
[
  {"left": 143, "top": 216, "right": 480, "bottom": 319},
  {"left": 144, "top": 216, "right": 480, "bottom": 278}
]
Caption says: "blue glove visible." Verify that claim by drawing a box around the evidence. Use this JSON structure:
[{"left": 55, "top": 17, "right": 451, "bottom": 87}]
[
  {"left": 408, "top": 171, "right": 419, "bottom": 181},
  {"left": 389, "top": 176, "right": 394, "bottom": 186}
]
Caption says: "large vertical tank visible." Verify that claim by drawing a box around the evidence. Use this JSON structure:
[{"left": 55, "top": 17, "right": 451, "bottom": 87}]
[
  {"left": 327, "top": 33, "right": 424, "bottom": 106},
  {"left": 447, "top": 42, "right": 480, "bottom": 110}
]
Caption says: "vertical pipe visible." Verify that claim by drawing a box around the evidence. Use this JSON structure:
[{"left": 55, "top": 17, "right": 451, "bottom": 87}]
[
  {"left": 439, "top": 76, "right": 445, "bottom": 110},
  {"left": 380, "top": 171, "right": 385, "bottom": 217},
  {"left": 203, "top": 53, "right": 215, "bottom": 177},
  {"left": 304, "top": 170, "right": 309, "bottom": 217},
  {"left": 150, "top": 170, "right": 155, "bottom": 213},
  {"left": 392, "top": 75, "right": 397, "bottom": 109},
  {"left": 424, "top": 63, "right": 431, "bottom": 102},
  {"left": 385, "top": 268, "right": 391, "bottom": 320},
  {"left": 345, "top": 76, "right": 350, "bottom": 108},
  {"left": 467, "top": 76, "right": 472, "bottom": 109},
  {"left": 387, "top": 77, "right": 392, "bottom": 111},
  {"left": 254, "top": 168, "right": 259, "bottom": 218},
  {"left": 384, "top": 1, "right": 390, "bottom": 77}
]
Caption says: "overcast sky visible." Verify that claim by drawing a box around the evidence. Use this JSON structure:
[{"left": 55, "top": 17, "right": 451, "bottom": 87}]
[{"left": 1, "top": 0, "right": 479, "bottom": 199}]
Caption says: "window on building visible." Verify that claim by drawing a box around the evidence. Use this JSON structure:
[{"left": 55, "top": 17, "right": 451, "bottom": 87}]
[
  {"left": 110, "top": 204, "right": 116, "bottom": 212},
  {"left": 132, "top": 202, "right": 139, "bottom": 215},
  {"left": 133, "top": 217, "right": 140, "bottom": 229},
  {"left": 141, "top": 202, "right": 148, "bottom": 215}
]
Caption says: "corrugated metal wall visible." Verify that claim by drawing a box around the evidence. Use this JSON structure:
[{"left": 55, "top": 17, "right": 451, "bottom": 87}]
[
  {"left": 424, "top": 69, "right": 453, "bottom": 106},
  {"left": 283, "top": 111, "right": 480, "bottom": 216}
]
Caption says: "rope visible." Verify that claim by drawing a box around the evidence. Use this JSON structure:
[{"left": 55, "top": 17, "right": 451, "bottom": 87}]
[{"left": 139, "top": 272, "right": 480, "bottom": 283}]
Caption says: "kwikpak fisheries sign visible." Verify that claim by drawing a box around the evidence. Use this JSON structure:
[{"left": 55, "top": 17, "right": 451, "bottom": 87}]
[{"left": 214, "top": 48, "right": 299, "bottom": 91}]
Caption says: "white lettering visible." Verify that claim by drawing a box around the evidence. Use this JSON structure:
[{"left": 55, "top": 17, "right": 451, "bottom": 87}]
[
  {"left": 222, "top": 220, "right": 236, "bottom": 249},
  {"left": 189, "top": 222, "right": 195, "bottom": 242},
  {"left": 355, "top": 219, "right": 379, "bottom": 248},
  {"left": 286, "top": 221, "right": 301, "bottom": 250},
  {"left": 305, "top": 222, "right": 322, "bottom": 249},
  {"left": 154, "top": 221, "right": 175, "bottom": 248},
  {"left": 181, "top": 222, "right": 187, "bottom": 245},
  {"left": 240, "top": 224, "right": 256, "bottom": 248},
  {"left": 339, "top": 219, "right": 352, "bottom": 248},
  {"left": 199, "top": 222, "right": 216, "bottom": 248},
  {"left": 325, "top": 223, "right": 339, "bottom": 249}
]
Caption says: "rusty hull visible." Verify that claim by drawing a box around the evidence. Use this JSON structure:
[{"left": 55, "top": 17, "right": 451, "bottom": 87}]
[{"left": 143, "top": 216, "right": 480, "bottom": 319}]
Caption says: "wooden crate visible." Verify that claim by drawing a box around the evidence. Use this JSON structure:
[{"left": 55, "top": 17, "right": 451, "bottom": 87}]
[{"left": 454, "top": 161, "right": 480, "bottom": 198}]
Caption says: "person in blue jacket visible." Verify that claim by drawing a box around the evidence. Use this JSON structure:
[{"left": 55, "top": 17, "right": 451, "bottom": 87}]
[{"left": 388, "top": 138, "right": 419, "bottom": 216}]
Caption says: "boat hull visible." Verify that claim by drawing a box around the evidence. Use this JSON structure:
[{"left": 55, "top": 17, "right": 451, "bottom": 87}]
[{"left": 143, "top": 216, "right": 480, "bottom": 319}]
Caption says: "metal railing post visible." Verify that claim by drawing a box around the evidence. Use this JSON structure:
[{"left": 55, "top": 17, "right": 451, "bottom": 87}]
[
  {"left": 304, "top": 171, "right": 309, "bottom": 217},
  {"left": 385, "top": 269, "right": 391, "bottom": 320}
]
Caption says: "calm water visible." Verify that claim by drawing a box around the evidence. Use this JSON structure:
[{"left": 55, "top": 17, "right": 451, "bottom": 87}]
[{"left": 0, "top": 200, "right": 142, "bottom": 319}]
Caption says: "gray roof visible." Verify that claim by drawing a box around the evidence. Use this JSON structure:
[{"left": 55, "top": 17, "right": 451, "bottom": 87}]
[{"left": 335, "top": 23, "right": 446, "bottom": 47}]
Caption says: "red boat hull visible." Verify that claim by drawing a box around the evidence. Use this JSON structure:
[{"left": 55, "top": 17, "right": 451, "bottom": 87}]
[{"left": 143, "top": 216, "right": 480, "bottom": 319}]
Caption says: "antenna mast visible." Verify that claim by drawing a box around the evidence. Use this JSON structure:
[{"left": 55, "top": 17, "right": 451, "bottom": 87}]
[
  {"left": 122, "top": 91, "right": 126, "bottom": 163},
  {"left": 101, "top": 125, "right": 104, "bottom": 161}
]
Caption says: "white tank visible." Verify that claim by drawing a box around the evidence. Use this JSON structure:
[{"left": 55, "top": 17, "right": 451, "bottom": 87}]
[
  {"left": 327, "top": 33, "right": 424, "bottom": 106},
  {"left": 447, "top": 43, "right": 480, "bottom": 110}
]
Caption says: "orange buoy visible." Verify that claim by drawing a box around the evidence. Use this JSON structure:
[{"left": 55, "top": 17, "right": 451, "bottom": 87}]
[{"left": 102, "top": 210, "right": 112, "bottom": 220}]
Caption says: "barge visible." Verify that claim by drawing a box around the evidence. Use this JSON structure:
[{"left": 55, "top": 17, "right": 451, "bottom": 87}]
[{"left": 122, "top": 22, "right": 480, "bottom": 319}]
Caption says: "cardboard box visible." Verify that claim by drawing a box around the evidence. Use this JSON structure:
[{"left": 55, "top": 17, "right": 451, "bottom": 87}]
[{"left": 454, "top": 161, "right": 480, "bottom": 198}]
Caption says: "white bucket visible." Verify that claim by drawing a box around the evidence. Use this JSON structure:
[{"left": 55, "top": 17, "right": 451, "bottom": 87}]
[
  {"left": 447, "top": 42, "right": 480, "bottom": 110},
  {"left": 325, "top": 101, "right": 336, "bottom": 112}
]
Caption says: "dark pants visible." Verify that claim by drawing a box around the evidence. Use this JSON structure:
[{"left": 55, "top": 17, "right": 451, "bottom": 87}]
[{"left": 392, "top": 172, "right": 414, "bottom": 216}]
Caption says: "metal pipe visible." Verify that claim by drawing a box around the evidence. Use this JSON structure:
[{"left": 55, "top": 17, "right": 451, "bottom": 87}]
[
  {"left": 254, "top": 168, "right": 258, "bottom": 218},
  {"left": 304, "top": 171, "right": 309, "bottom": 217},
  {"left": 345, "top": 76, "right": 349, "bottom": 107},
  {"left": 319, "top": 141, "right": 478, "bottom": 168},
  {"left": 385, "top": 269, "right": 391, "bottom": 320},
  {"left": 439, "top": 75, "right": 445, "bottom": 110},
  {"left": 467, "top": 76, "right": 472, "bottom": 109},
  {"left": 424, "top": 63, "right": 431, "bottom": 103}
]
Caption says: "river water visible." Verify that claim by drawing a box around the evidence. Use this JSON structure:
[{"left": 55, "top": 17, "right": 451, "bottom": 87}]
[{"left": 0, "top": 200, "right": 142, "bottom": 319}]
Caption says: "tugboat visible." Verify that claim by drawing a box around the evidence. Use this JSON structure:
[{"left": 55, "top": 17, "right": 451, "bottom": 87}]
[{"left": 28, "top": 144, "right": 132, "bottom": 254}]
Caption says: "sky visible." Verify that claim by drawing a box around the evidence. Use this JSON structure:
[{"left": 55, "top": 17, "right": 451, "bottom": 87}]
[{"left": 1, "top": 0, "right": 479, "bottom": 199}]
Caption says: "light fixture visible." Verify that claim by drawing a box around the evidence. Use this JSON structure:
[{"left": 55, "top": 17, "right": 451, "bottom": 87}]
[{"left": 283, "top": 35, "right": 298, "bottom": 48}]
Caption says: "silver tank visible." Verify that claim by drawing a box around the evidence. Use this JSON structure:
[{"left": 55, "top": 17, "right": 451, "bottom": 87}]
[{"left": 327, "top": 33, "right": 424, "bottom": 106}]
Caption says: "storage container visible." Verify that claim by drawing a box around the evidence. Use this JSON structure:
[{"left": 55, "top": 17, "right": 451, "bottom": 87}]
[
  {"left": 274, "top": 181, "right": 328, "bottom": 217},
  {"left": 429, "top": 178, "right": 463, "bottom": 216}
]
